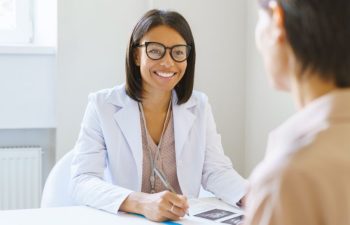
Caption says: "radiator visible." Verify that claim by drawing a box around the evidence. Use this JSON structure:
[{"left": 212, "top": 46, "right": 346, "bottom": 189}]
[{"left": 0, "top": 146, "right": 42, "bottom": 210}]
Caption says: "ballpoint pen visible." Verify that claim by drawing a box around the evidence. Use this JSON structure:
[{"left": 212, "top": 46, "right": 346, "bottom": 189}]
[
  {"left": 154, "top": 167, "right": 176, "bottom": 193},
  {"left": 154, "top": 167, "right": 190, "bottom": 216}
]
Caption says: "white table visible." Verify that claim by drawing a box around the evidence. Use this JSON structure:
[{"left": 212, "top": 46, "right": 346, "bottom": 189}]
[{"left": 0, "top": 206, "right": 217, "bottom": 225}]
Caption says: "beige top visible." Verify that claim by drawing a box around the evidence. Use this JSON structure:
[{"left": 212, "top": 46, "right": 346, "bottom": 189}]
[
  {"left": 140, "top": 110, "right": 182, "bottom": 194},
  {"left": 244, "top": 89, "right": 350, "bottom": 225}
]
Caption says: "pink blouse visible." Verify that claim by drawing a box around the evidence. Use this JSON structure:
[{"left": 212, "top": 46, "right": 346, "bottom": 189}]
[{"left": 140, "top": 111, "right": 182, "bottom": 194}]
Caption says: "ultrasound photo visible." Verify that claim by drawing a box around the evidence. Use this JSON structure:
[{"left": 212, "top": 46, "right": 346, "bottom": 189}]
[
  {"left": 222, "top": 215, "right": 244, "bottom": 225},
  {"left": 194, "top": 209, "right": 235, "bottom": 220}
]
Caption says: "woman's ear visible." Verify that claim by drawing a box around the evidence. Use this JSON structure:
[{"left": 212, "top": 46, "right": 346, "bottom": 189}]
[{"left": 270, "top": 1, "right": 286, "bottom": 42}]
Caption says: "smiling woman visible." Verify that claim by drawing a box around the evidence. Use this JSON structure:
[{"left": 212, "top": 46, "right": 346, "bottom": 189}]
[{"left": 70, "top": 9, "right": 247, "bottom": 223}]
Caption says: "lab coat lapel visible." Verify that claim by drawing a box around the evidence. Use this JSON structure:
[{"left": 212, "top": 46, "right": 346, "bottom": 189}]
[
  {"left": 172, "top": 93, "right": 196, "bottom": 161},
  {"left": 113, "top": 96, "right": 142, "bottom": 184}
]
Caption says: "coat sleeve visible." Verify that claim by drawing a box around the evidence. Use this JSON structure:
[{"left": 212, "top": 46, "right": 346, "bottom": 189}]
[
  {"left": 201, "top": 99, "right": 248, "bottom": 205},
  {"left": 69, "top": 94, "right": 133, "bottom": 214}
]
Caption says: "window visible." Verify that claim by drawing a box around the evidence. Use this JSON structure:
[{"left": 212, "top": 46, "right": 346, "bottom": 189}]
[{"left": 0, "top": 0, "right": 33, "bottom": 44}]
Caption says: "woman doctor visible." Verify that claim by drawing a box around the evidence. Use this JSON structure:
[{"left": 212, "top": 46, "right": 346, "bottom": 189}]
[
  {"left": 244, "top": 0, "right": 350, "bottom": 224},
  {"left": 70, "top": 9, "right": 247, "bottom": 222}
]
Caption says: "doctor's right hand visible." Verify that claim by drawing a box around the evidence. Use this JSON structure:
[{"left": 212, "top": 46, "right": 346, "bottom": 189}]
[{"left": 120, "top": 191, "right": 189, "bottom": 222}]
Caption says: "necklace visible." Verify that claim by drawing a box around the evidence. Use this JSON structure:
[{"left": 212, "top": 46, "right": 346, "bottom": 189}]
[{"left": 138, "top": 98, "right": 172, "bottom": 193}]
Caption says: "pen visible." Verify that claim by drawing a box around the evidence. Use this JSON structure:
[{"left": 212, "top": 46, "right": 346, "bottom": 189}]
[
  {"left": 154, "top": 167, "right": 176, "bottom": 193},
  {"left": 154, "top": 167, "right": 190, "bottom": 216}
]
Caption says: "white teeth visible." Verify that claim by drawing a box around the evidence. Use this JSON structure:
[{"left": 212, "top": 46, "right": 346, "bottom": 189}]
[{"left": 156, "top": 71, "right": 175, "bottom": 78}]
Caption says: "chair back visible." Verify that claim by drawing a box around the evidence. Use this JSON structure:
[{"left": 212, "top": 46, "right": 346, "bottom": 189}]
[{"left": 41, "top": 150, "right": 76, "bottom": 207}]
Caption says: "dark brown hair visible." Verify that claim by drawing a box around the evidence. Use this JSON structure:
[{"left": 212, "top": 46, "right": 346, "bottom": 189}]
[
  {"left": 259, "top": 0, "right": 350, "bottom": 87},
  {"left": 125, "top": 9, "right": 196, "bottom": 104}
]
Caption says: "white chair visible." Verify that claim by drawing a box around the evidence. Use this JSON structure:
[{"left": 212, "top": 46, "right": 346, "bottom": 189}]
[{"left": 41, "top": 150, "right": 76, "bottom": 207}]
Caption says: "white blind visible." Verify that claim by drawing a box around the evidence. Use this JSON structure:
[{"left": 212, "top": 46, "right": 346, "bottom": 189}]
[
  {"left": 0, "top": 0, "right": 16, "bottom": 30},
  {"left": 0, "top": 0, "right": 33, "bottom": 44}
]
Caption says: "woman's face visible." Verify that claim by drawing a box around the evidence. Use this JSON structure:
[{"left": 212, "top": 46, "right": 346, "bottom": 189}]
[
  {"left": 255, "top": 5, "right": 291, "bottom": 91},
  {"left": 135, "top": 25, "right": 188, "bottom": 95}
]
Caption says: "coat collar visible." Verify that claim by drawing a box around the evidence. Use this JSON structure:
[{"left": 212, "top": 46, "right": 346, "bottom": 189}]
[
  {"left": 266, "top": 89, "right": 350, "bottom": 160},
  {"left": 109, "top": 86, "right": 142, "bottom": 181},
  {"left": 106, "top": 84, "right": 197, "bottom": 181},
  {"left": 172, "top": 90, "right": 197, "bottom": 160}
]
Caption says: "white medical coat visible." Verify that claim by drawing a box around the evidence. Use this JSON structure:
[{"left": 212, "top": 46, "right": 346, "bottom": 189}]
[{"left": 70, "top": 84, "right": 247, "bottom": 214}]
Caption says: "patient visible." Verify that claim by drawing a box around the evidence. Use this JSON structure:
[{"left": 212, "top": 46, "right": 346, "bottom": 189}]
[{"left": 244, "top": 0, "right": 350, "bottom": 224}]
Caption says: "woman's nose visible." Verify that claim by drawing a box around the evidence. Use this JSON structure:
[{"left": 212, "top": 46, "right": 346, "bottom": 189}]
[{"left": 160, "top": 50, "right": 174, "bottom": 67}]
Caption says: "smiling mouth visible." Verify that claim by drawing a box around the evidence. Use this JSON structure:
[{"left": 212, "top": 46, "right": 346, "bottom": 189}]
[{"left": 154, "top": 71, "right": 176, "bottom": 78}]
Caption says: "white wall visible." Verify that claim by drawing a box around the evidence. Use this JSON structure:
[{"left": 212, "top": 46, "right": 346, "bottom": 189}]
[
  {"left": 0, "top": 54, "right": 56, "bottom": 128},
  {"left": 57, "top": 0, "right": 247, "bottom": 174},
  {"left": 244, "top": 2, "right": 295, "bottom": 176},
  {"left": 57, "top": 0, "right": 149, "bottom": 157}
]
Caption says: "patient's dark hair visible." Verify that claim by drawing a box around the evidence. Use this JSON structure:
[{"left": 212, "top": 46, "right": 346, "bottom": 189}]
[
  {"left": 125, "top": 9, "right": 196, "bottom": 104},
  {"left": 259, "top": 0, "right": 350, "bottom": 87}
]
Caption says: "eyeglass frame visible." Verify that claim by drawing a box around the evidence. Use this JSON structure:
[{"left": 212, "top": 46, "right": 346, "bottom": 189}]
[{"left": 134, "top": 41, "right": 192, "bottom": 63}]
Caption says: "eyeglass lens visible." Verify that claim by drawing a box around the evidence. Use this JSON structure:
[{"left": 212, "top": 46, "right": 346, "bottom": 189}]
[{"left": 146, "top": 42, "right": 190, "bottom": 62}]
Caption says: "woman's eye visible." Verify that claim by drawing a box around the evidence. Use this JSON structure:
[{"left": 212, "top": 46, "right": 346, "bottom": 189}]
[
  {"left": 149, "top": 49, "right": 162, "bottom": 54},
  {"left": 174, "top": 50, "right": 184, "bottom": 56}
]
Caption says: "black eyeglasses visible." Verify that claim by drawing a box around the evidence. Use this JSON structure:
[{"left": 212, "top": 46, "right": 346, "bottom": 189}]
[{"left": 135, "top": 41, "right": 191, "bottom": 62}]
